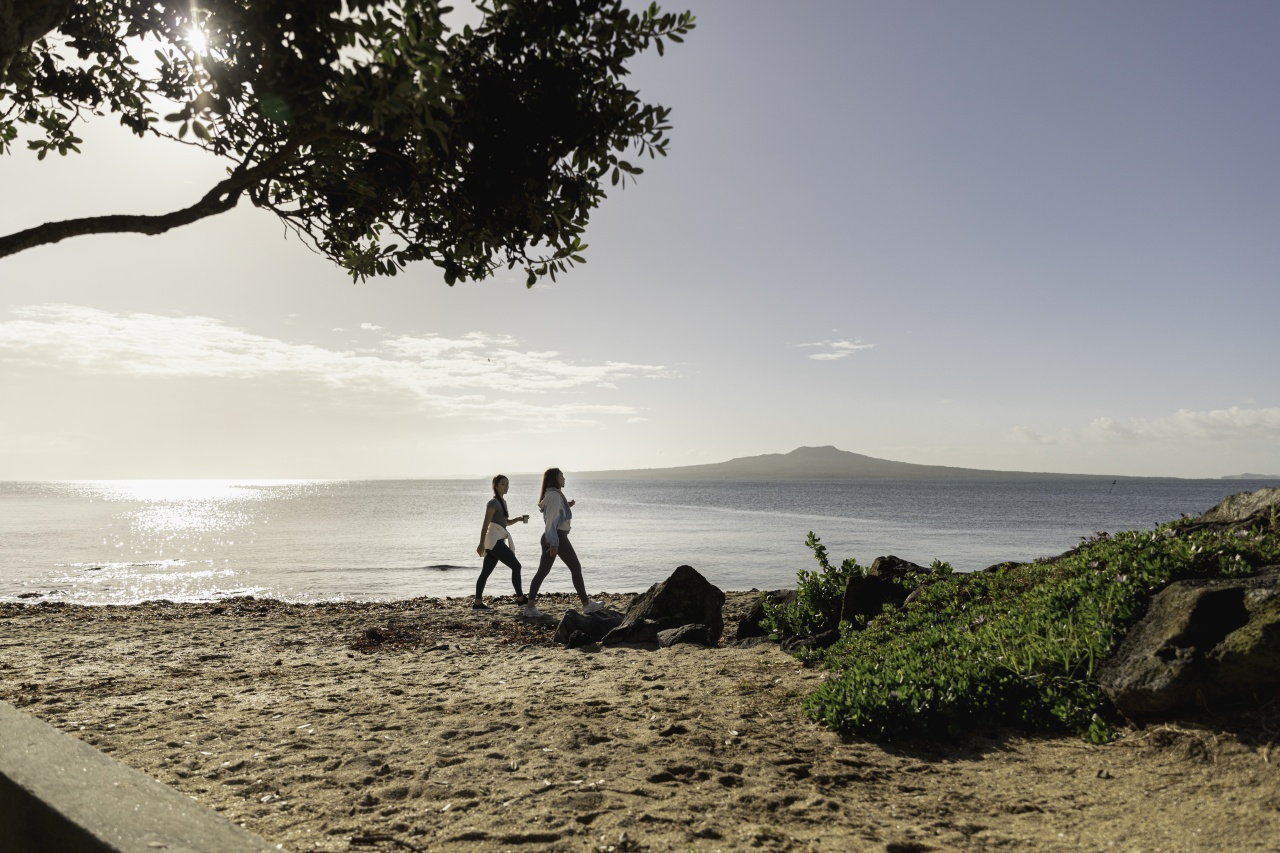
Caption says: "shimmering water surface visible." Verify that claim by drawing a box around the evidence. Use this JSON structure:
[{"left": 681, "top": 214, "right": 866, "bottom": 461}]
[{"left": 1, "top": 477, "right": 1272, "bottom": 605}]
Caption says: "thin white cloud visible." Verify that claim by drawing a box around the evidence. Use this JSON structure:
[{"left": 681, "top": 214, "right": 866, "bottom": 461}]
[
  {"left": 0, "top": 304, "right": 669, "bottom": 425},
  {"left": 795, "top": 339, "right": 875, "bottom": 361},
  {"left": 1085, "top": 407, "right": 1280, "bottom": 443},
  {"left": 360, "top": 322, "right": 383, "bottom": 332},
  {"left": 1011, "top": 406, "right": 1280, "bottom": 446},
  {"left": 1012, "top": 426, "right": 1056, "bottom": 445}
]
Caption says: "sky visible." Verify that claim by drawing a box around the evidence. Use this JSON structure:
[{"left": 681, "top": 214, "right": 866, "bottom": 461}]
[{"left": 2, "top": 1, "right": 1278, "bottom": 480}]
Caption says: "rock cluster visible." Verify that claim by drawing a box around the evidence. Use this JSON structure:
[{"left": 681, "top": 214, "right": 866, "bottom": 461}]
[
  {"left": 553, "top": 489, "right": 1280, "bottom": 724},
  {"left": 553, "top": 565, "right": 725, "bottom": 649}
]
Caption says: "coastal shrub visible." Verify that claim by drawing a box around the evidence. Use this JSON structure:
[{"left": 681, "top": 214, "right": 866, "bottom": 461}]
[
  {"left": 797, "top": 520, "right": 1280, "bottom": 743},
  {"left": 759, "top": 534, "right": 951, "bottom": 642},
  {"left": 759, "top": 533, "right": 862, "bottom": 638}
]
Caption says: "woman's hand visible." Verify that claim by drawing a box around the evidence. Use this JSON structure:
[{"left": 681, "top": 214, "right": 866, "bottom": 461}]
[
  {"left": 520, "top": 515, "right": 530, "bottom": 523},
  {"left": 567, "top": 499, "right": 576, "bottom": 508},
  {"left": 476, "top": 545, "right": 485, "bottom": 557}
]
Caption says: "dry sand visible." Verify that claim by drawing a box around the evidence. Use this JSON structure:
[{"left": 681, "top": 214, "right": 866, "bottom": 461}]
[{"left": 2, "top": 591, "right": 1279, "bottom": 852}]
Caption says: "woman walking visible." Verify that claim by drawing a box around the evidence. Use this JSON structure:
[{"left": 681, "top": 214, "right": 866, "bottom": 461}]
[
  {"left": 523, "top": 468, "right": 602, "bottom": 618},
  {"left": 474, "top": 474, "right": 529, "bottom": 610}
]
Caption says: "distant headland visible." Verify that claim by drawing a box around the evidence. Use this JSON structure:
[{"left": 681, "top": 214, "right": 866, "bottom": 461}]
[{"left": 577, "top": 446, "right": 1134, "bottom": 482}]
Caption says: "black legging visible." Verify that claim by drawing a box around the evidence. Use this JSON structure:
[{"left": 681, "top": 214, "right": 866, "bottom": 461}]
[
  {"left": 528, "top": 532, "right": 588, "bottom": 602},
  {"left": 476, "top": 540, "right": 523, "bottom": 598}
]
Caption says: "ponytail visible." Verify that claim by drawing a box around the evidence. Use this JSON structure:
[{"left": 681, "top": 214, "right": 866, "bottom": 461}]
[{"left": 491, "top": 474, "right": 509, "bottom": 518}]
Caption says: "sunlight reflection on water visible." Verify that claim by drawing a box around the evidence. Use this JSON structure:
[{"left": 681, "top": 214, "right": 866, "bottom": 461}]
[
  {"left": 8, "top": 479, "right": 326, "bottom": 604},
  {"left": 2, "top": 477, "right": 1266, "bottom": 605}
]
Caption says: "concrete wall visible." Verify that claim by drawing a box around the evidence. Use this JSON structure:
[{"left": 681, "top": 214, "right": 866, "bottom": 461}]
[{"left": 0, "top": 700, "right": 278, "bottom": 853}]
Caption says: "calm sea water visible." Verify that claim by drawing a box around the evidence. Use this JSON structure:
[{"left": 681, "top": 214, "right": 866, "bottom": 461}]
[{"left": 1, "top": 478, "right": 1272, "bottom": 605}]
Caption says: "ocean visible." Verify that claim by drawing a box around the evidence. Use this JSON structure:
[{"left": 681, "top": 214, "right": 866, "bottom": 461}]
[{"left": 1, "top": 477, "right": 1272, "bottom": 606}]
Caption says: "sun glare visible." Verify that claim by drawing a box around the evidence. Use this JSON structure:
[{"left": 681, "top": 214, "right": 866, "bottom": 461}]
[{"left": 187, "top": 27, "right": 209, "bottom": 54}]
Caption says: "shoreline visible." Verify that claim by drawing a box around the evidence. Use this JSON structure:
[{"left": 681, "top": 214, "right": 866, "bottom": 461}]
[{"left": 3, "top": 592, "right": 1278, "bottom": 851}]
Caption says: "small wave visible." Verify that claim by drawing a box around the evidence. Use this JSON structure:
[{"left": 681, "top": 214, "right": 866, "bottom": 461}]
[
  {"left": 60, "top": 559, "right": 210, "bottom": 571},
  {"left": 425, "top": 564, "right": 467, "bottom": 571}
]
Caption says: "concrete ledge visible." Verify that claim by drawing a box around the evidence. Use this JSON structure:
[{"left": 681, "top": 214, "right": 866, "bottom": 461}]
[{"left": 0, "top": 700, "right": 278, "bottom": 853}]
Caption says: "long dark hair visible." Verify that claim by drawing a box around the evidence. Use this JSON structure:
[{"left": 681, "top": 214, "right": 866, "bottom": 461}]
[
  {"left": 491, "top": 474, "right": 509, "bottom": 518},
  {"left": 537, "top": 467, "right": 562, "bottom": 509}
]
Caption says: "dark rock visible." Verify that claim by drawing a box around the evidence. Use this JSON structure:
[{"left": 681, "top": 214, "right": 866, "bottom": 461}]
[
  {"left": 603, "top": 565, "right": 725, "bottom": 646},
  {"left": 735, "top": 589, "right": 796, "bottom": 640},
  {"left": 780, "top": 630, "right": 840, "bottom": 655},
  {"left": 1175, "top": 488, "right": 1280, "bottom": 535},
  {"left": 554, "top": 609, "right": 624, "bottom": 647},
  {"left": 657, "top": 623, "right": 715, "bottom": 648},
  {"left": 734, "top": 636, "right": 776, "bottom": 649},
  {"left": 1199, "top": 488, "right": 1280, "bottom": 524},
  {"left": 1098, "top": 567, "right": 1280, "bottom": 718},
  {"left": 565, "top": 631, "right": 599, "bottom": 649},
  {"left": 839, "top": 555, "right": 926, "bottom": 629}
]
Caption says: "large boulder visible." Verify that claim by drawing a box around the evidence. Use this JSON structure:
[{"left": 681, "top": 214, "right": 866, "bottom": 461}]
[
  {"left": 1199, "top": 488, "right": 1280, "bottom": 524},
  {"left": 1176, "top": 488, "right": 1280, "bottom": 535},
  {"left": 735, "top": 589, "right": 796, "bottom": 641},
  {"left": 1097, "top": 567, "right": 1280, "bottom": 719},
  {"left": 839, "top": 555, "right": 925, "bottom": 629},
  {"left": 554, "top": 608, "right": 625, "bottom": 648},
  {"left": 603, "top": 565, "right": 725, "bottom": 647}
]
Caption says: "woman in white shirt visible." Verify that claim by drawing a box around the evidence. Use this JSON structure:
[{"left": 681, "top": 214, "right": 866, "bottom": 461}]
[{"left": 523, "top": 467, "right": 602, "bottom": 619}]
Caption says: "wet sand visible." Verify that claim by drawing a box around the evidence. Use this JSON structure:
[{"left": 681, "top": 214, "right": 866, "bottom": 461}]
[{"left": 2, "top": 592, "right": 1278, "bottom": 852}]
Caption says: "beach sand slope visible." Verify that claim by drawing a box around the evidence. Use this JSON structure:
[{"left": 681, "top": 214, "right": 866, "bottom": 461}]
[{"left": 2, "top": 592, "right": 1278, "bottom": 852}]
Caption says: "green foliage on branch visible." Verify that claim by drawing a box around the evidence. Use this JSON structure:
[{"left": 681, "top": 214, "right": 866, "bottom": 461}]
[
  {"left": 785, "top": 520, "right": 1280, "bottom": 744},
  {"left": 0, "top": 0, "right": 694, "bottom": 283}
]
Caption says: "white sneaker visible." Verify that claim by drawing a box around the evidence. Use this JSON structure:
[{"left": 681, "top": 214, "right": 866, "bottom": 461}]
[
  {"left": 522, "top": 604, "right": 546, "bottom": 619},
  {"left": 583, "top": 600, "right": 604, "bottom": 614}
]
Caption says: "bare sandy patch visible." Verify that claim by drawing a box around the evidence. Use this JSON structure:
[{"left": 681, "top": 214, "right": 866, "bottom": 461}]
[{"left": 2, "top": 592, "right": 1278, "bottom": 852}]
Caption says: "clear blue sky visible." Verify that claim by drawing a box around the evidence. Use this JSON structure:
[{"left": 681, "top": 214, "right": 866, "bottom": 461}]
[{"left": 1, "top": 1, "right": 1277, "bottom": 479}]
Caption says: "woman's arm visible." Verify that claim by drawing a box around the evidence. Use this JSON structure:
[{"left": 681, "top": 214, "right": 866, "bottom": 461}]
[
  {"left": 476, "top": 505, "right": 496, "bottom": 556},
  {"left": 543, "top": 491, "right": 564, "bottom": 546}
]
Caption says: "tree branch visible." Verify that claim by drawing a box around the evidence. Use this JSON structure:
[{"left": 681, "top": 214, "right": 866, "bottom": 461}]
[
  {"left": 0, "top": 0, "right": 75, "bottom": 81},
  {"left": 0, "top": 140, "right": 306, "bottom": 259}
]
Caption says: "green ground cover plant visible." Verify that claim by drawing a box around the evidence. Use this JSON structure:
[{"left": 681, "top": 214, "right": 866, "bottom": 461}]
[{"left": 764, "top": 516, "right": 1280, "bottom": 743}]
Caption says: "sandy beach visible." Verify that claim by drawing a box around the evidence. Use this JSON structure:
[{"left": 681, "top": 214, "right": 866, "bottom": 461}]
[{"left": 2, "top": 591, "right": 1278, "bottom": 852}]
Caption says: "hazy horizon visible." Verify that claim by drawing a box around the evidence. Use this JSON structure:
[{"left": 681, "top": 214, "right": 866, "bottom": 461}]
[
  {"left": 3, "top": 443, "right": 1277, "bottom": 482},
  {"left": 3, "top": 2, "right": 1278, "bottom": 481}
]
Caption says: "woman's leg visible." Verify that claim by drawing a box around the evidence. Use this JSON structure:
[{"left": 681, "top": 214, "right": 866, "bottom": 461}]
[
  {"left": 555, "top": 534, "right": 590, "bottom": 604},
  {"left": 527, "top": 534, "right": 555, "bottom": 602},
  {"left": 475, "top": 550, "right": 500, "bottom": 600},
  {"left": 487, "top": 540, "right": 524, "bottom": 596}
]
